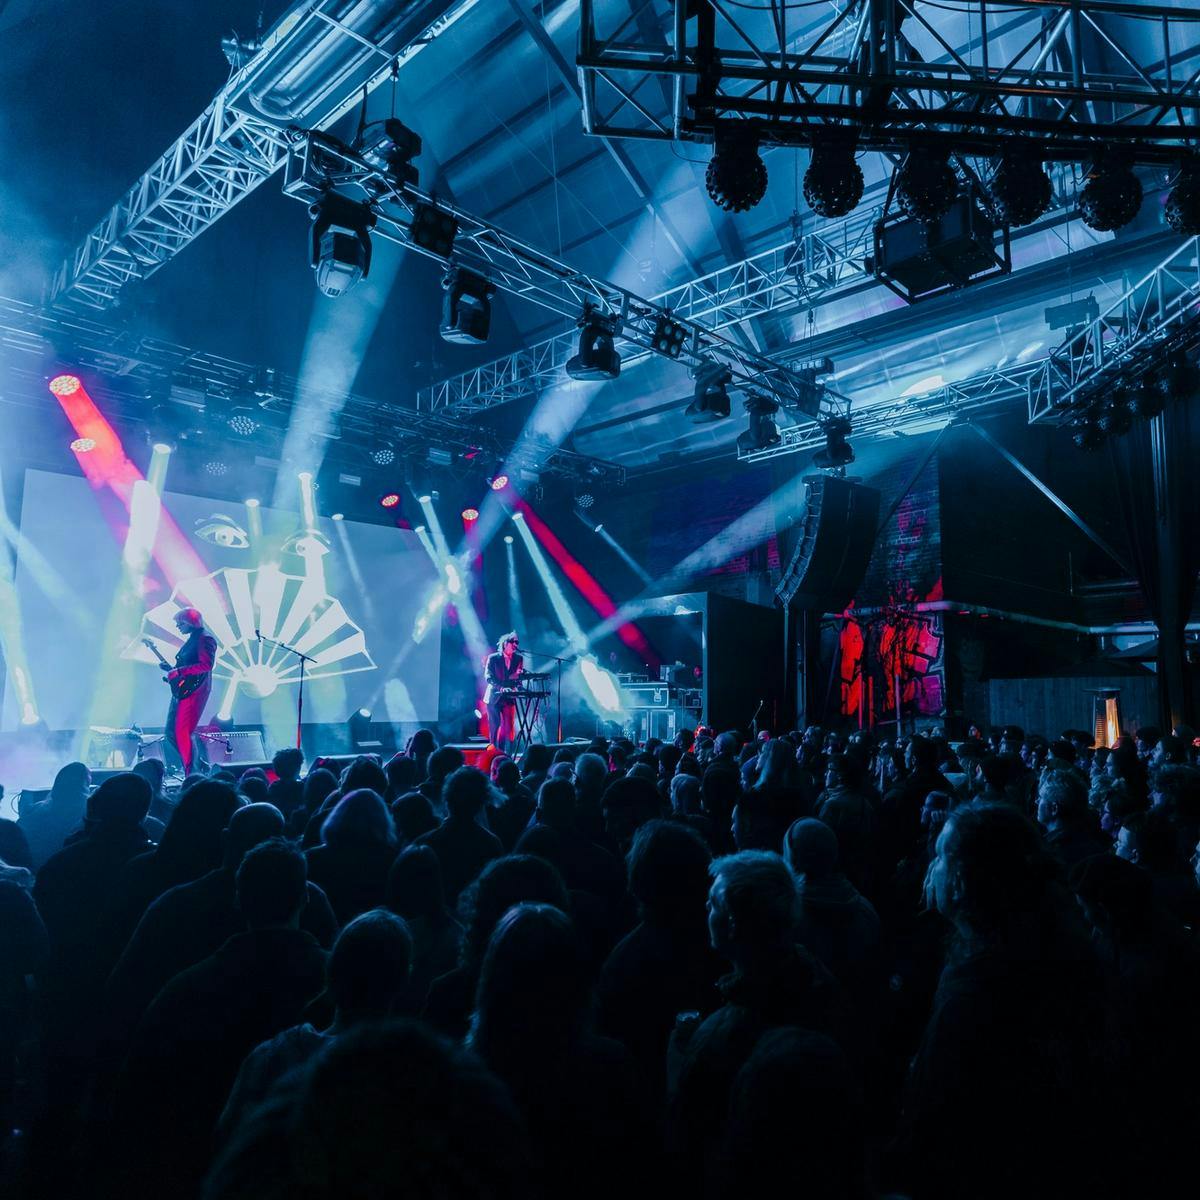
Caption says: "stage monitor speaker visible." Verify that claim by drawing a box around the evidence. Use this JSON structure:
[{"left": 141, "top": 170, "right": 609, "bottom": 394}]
[
  {"left": 776, "top": 476, "right": 881, "bottom": 612},
  {"left": 199, "top": 730, "right": 267, "bottom": 767}
]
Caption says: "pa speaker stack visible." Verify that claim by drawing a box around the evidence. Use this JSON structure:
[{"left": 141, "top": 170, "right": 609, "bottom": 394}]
[{"left": 776, "top": 477, "right": 880, "bottom": 613}]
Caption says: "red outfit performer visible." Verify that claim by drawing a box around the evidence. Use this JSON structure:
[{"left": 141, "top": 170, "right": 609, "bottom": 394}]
[{"left": 164, "top": 607, "right": 216, "bottom": 775}]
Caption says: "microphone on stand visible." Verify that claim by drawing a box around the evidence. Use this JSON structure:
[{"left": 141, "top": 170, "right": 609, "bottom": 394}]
[{"left": 255, "top": 628, "right": 262, "bottom": 642}]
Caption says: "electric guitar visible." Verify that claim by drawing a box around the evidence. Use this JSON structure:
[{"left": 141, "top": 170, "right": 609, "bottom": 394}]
[{"left": 142, "top": 637, "right": 208, "bottom": 700}]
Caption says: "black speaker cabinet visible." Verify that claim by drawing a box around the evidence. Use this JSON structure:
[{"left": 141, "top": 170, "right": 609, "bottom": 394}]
[{"left": 776, "top": 476, "right": 881, "bottom": 612}]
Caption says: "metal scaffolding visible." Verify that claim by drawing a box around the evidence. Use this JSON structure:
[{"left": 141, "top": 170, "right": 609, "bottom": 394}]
[
  {"left": 283, "top": 131, "right": 841, "bottom": 420},
  {"left": 50, "top": 0, "right": 483, "bottom": 311},
  {"left": 1027, "top": 235, "right": 1200, "bottom": 423},
  {"left": 579, "top": 0, "right": 1200, "bottom": 162},
  {"left": 738, "top": 357, "right": 1044, "bottom": 462},
  {"left": 0, "top": 295, "right": 624, "bottom": 488}
]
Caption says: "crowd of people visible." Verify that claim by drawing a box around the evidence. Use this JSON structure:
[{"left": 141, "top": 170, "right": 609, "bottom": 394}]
[{"left": 1, "top": 715, "right": 1198, "bottom": 1199}]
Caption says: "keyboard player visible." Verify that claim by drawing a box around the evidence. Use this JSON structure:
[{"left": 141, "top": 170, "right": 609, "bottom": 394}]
[{"left": 484, "top": 630, "right": 524, "bottom": 755}]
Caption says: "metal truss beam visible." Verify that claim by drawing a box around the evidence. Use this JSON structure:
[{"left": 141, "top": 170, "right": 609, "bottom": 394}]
[
  {"left": 738, "top": 357, "right": 1045, "bottom": 463},
  {"left": 1027, "top": 235, "right": 1200, "bottom": 423},
  {"left": 579, "top": 0, "right": 1200, "bottom": 163},
  {"left": 283, "top": 132, "right": 838, "bottom": 419},
  {"left": 420, "top": 159, "right": 1083, "bottom": 412},
  {"left": 0, "top": 295, "right": 623, "bottom": 489},
  {"left": 51, "top": 0, "right": 482, "bottom": 311}
]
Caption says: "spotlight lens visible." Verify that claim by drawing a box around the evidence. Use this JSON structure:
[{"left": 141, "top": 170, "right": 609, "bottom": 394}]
[
  {"left": 152, "top": 442, "right": 173, "bottom": 454},
  {"left": 228, "top": 414, "right": 258, "bottom": 436},
  {"left": 205, "top": 461, "right": 229, "bottom": 476},
  {"left": 380, "top": 492, "right": 401, "bottom": 508},
  {"left": 511, "top": 511, "right": 524, "bottom": 522},
  {"left": 414, "top": 524, "right": 426, "bottom": 533},
  {"left": 504, "top": 535, "right": 514, "bottom": 544},
  {"left": 358, "top": 708, "right": 371, "bottom": 718},
  {"left": 417, "top": 494, "right": 432, "bottom": 504},
  {"left": 245, "top": 498, "right": 260, "bottom": 508},
  {"left": 490, "top": 474, "right": 509, "bottom": 491},
  {"left": 462, "top": 507, "right": 479, "bottom": 522},
  {"left": 331, "top": 512, "right": 345, "bottom": 521},
  {"left": 49, "top": 374, "right": 81, "bottom": 396},
  {"left": 576, "top": 492, "right": 595, "bottom": 509},
  {"left": 70, "top": 437, "right": 96, "bottom": 453},
  {"left": 297, "top": 471, "right": 313, "bottom": 484},
  {"left": 371, "top": 447, "right": 396, "bottom": 466}
]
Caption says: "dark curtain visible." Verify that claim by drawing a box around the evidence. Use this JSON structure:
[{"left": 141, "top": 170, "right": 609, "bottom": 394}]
[{"left": 1108, "top": 391, "right": 1200, "bottom": 730}]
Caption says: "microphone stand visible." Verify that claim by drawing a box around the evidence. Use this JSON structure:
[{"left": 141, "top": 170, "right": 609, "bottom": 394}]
[
  {"left": 523, "top": 650, "right": 574, "bottom": 743},
  {"left": 256, "top": 630, "right": 316, "bottom": 750}
]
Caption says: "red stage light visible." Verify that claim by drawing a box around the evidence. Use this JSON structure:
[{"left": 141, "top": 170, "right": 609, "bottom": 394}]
[
  {"left": 380, "top": 492, "right": 401, "bottom": 508},
  {"left": 462, "top": 507, "right": 480, "bottom": 522},
  {"left": 49, "top": 374, "right": 82, "bottom": 396},
  {"left": 490, "top": 474, "right": 509, "bottom": 491}
]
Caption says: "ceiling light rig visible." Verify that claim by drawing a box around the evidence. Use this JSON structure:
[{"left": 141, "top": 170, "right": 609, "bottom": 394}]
[
  {"left": 565, "top": 308, "right": 621, "bottom": 381},
  {"left": 685, "top": 361, "right": 733, "bottom": 424},
  {"left": 1079, "top": 156, "right": 1143, "bottom": 232},
  {"left": 813, "top": 416, "right": 855, "bottom": 470},
  {"left": 988, "top": 151, "right": 1053, "bottom": 227},
  {"left": 706, "top": 122, "right": 768, "bottom": 213},
  {"left": 309, "top": 190, "right": 375, "bottom": 298},
  {"left": 440, "top": 268, "right": 495, "bottom": 345},
  {"left": 1164, "top": 163, "right": 1200, "bottom": 236},
  {"left": 894, "top": 148, "right": 958, "bottom": 223},
  {"left": 736, "top": 393, "right": 781, "bottom": 454},
  {"left": 803, "top": 131, "right": 864, "bottom": 219}
]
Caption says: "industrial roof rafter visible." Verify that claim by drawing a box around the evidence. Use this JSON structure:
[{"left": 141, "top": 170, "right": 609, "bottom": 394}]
[
  {"left": 283, "top": 131, "right": 838, "bottom": 419},
  {"left": 579, "top": 0, "right": 1200, "bottom": 162},
  {"left": 50, "top": 0, "right": 483, "bottom": 311}
]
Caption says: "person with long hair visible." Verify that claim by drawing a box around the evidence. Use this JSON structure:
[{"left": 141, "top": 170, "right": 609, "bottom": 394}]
[
  {"left": 305, "top": 790, "right": 397, "bottom": 924},
  {"left": 468, "top": 903, "right": 657, "bottom": 1200}
]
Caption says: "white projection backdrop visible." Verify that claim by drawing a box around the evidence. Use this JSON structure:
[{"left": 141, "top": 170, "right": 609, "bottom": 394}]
[{"left": 1, "top": 470, "right": 442, "bottom": 732}]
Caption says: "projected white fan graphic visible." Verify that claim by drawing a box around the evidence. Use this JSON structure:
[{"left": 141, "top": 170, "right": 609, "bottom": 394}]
[{"left": 123, "top": 564, "right": 375, "bottom": 705}]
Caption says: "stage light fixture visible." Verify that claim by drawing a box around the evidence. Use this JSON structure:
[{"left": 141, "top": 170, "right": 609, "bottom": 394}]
[
  {"left": 440, "top": 268, "right": 494, "bottom": 345},
  {"left": 462, "top": 507, "right": 479, "bottom": 522},
  {"left": 813, "top": 416, "right": 855, "bottom": 469},
  {"left": 575, "top": 491, "right": 595, "bottom": 510},
  {"left": 652, "top": 314, "right": 688, "bottom": 359},
  {"left": 1165, "top": 165, "right": 1200, "bottom": 236},
  {"left": 1164, "top": 350, "right": 1200, "bottom": 398},
  {"left": 359, "top": 117, "right": 421, "bottom": 187},
  {"left": 1095, "top": 386, "right": 1134, "bottom": 436},
  {"left": 705, "top": 122, "right": 768, "bottom": 213},
  {"left": 414, "top": 523, "right": 426, "bottom": 534},
  {"left": 1128, "top": 373, "right": 1169, "bottom": 419},
  {"left": 410, "top": 201, "right": 459, "bottom": 259},
  {"left": 309, "top": 191, "right": 375, "bottom": 298},
  {"left": 504, "top": 534, "right": 514, "bottom": 544},
  {"left": 228, "top": 412, "right": 258, "bottom": 437},
  {"left": 686, "top": 361, "right": 733, "bottom": 424},
  {"left": 205, "top": 461, "right": 229, "bottom": 476},
  {"left": 566, "top": 310, "right": 621, "bottom": 382},
  {"left": 989, "top": 152, "right": 1052, "bottom": 227},
  {"left": 331, "top": 512, "right": 345, "bottom": 521},
  {"left": 49, "top": 374, "right": 82, "bottom": 396},
  {"left": 511, "top": 511, "right": 525, "bottom": 523},
  {"left": 417, "top": 493, "right": 432, "bottom": 504},
  {"left": 69, "top": 437, "right": 96, "bottom": 453},
  {"left": 380, "top": 492, "right": 401, "bottom": 509},
  {"left": 152, "top": 439, "right": 175, "bottom": 455},
  {"left": 245, "top": 498, "right": 260, "bottom": 508},
  {"left": 1069, "top": 412, "right": 1106, "bottom": 450},
  {"left": 490, "top": 474, "right": 509, "bottom": 491},
  {"left": 370, "top": 444, "right": 397, "bottom": 466},
  {"left": 1079, "top": 159, "right": 1143, "bottom": 232},
  {"left": 803, "top": 133, "right": 864, "bottom": 218},
  {"left": 736, "top": 393, "right": 781, "bottom": 454},
  {"left": 895, "top": 149, "right": 958, "bottom": 223}
]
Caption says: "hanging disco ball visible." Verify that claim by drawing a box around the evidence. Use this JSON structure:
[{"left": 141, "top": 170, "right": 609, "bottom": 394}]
[
  {"left": 1164, "top": 168, "right": 1200, "bottom": 236},
  {"left": 989, "top": 155, "right": 1053, "bottom": 227},
  {"left": 803, "top": 141, "right": 864, "bottom": 218},
  {"left": 895, "top": 150, "right": 958, "bottom": 223},
  {"left": 1079, "top": 162, "right": 1143, "bottom": 232},
  {"left": 706, "top": 125, "right": 768, "bottom": 213}
]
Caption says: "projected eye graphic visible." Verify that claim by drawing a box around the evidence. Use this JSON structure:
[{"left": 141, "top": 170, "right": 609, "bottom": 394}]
[
  {"left": 281, "top": 529, "right": 331, "bottom": 558},
  {"left": 195, "top": 514, "right": 250, "bottom": 549}
]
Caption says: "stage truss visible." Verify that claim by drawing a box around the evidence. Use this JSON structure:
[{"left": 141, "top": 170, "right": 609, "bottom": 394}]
[{"left": 579, "top": 0, "right": 1200, "bottom": 162}]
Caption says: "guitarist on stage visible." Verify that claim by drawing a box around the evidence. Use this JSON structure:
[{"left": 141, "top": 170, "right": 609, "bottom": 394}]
[
  {"left": 484, "top": 630, "right": 523, "bottom": 755},
  {"left": 163, "top": 607, "right": 216, "bottom": 775}
]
